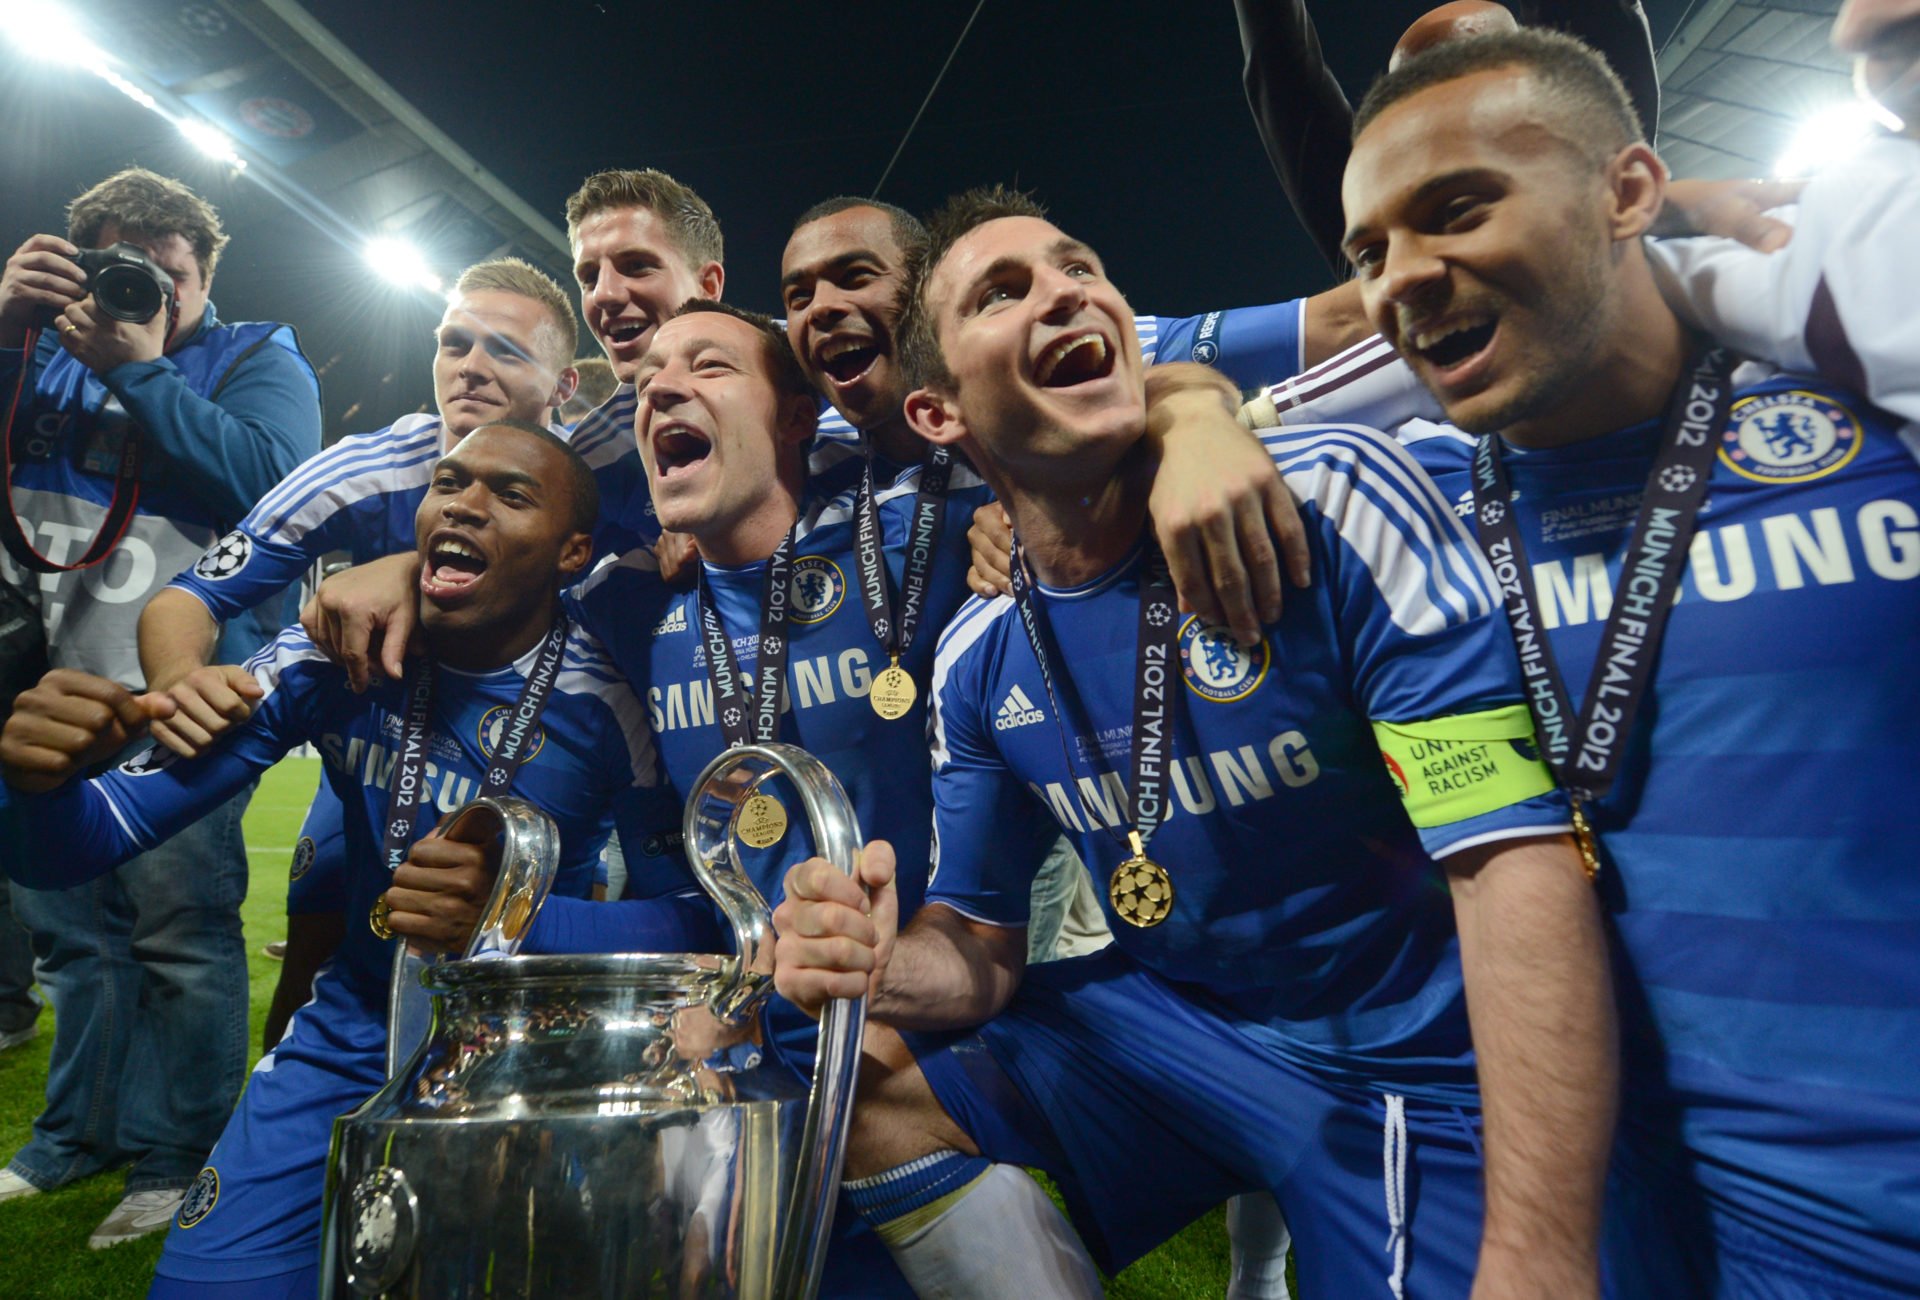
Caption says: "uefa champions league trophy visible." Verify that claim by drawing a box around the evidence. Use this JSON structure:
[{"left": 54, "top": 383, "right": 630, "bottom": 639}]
[{"left": 320, "top": 746, "right": 869, "bottom": 1299}]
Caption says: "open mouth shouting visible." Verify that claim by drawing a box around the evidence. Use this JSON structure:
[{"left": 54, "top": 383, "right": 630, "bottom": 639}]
[
  {"left": 600, "top": 316, "right": 652, "bottom": 357},
  {"left": 651, "top": 419, "right": 714, "bottom": 482},
  {"left": 815, "top": 333, "right": 883, "bottom": 389},
  {"left": 421, "top": 529, "right": 489, "bottom": 604},
  {"left": 1033, "top": 329, "right": 1117, "bottom": 389},
  {"left": 1404, "top": 312, "right": 1499, "bottom": 389}
]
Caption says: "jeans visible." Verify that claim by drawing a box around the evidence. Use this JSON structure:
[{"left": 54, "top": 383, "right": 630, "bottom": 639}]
[
  {"left": 7, "top": 783, "right": 253, "bottom": 1193},
  {"left": 0, "top": 881, "right": 39, "bottom": 1035}
]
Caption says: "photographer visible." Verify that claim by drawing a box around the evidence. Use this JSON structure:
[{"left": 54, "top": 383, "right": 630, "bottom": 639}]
[{"left": 0, "top": 168, "right": 320, "bottom": 1248}]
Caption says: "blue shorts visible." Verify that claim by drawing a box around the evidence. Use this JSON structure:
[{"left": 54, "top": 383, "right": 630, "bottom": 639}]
[
  {"left": 1604, "top": 1133, "right": 1916, "bottom": 1300},
  {"left": 906, "top": 947, "right": 1486, "bottom": 1296},
  {"left": 154, "top": 973, "right": 385, "bottom": 1284},
  {"left": 285, "top": 780, "right": 347, "bottom": 916}
]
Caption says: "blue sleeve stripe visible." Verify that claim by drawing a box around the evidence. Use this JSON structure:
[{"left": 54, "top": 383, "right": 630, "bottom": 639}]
[
  {"left": 246, "top": 424, "right": 441, "bottom": 541},
  {"left": 568, "top": 388, "right": 639, "bottom": 467},
  {"left": 247, "top": 418, "right": 436, "bottom": 520},
  {"left": 1265, "top": 425, "right": 1496, "bottom": 633},
  {"left": 929, "top": 597, "right": 1014, "bottom": 772}
]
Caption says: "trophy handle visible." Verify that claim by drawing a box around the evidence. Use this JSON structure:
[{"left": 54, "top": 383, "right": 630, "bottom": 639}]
[
  {"left": 384, "top": 795, "right": 562, "bottom": 1078},
  {"left": 682, "top": 742, "right": 869, "bottom": 1300}
]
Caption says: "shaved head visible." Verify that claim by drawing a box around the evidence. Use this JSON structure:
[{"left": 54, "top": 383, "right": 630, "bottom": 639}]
[{"left": 1392, "top": 2, "right": 1520, "bottom": 70}]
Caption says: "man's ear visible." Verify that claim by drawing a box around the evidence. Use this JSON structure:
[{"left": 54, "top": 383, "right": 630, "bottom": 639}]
[
  {"left": 550, "top": 365, "right": 580, "bottom": 411},
  {"left": 556, "top": 530, "right": 594, "bottom": 580},
  {"left": 776, "top": 392, "right": 818, "bottom": 449},
  {"left": 903, "top": 386, "right": 969, "bottom": 448},
  {"left": 1607, "top": 142, "right": 1668, "bottom": 242},
  {"left": 696, "top": 261, "right": 724, "bottom": 301}
]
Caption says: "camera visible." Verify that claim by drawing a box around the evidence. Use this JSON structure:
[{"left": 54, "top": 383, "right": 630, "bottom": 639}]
[{"left": 37, "top": 242, "right": 176, "bottom": 327}]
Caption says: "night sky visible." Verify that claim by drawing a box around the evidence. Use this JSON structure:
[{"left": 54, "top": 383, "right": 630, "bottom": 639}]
[{"left": 1, "top": 1, "right": 1698, "bottom": 437}]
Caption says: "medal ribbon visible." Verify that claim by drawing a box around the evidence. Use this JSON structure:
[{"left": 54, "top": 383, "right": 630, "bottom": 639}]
[
  {"left": 379, "top": 613, "right": 570, "bottom": 873},
  {"left": 696, "top": 525, "right": 797, "bottom": 748},
  {"left": 1469, "top": 345, "right": 1733, "bottom": 803},
  {"left": 1008, "top": 540, "right": 1180, "bottom": 855},
  {"left": 851, "top": 445, "right": 953, "bottom": 668}
]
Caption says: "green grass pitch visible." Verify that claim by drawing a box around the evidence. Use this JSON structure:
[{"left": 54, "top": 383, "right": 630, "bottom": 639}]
[{"left": 0, "top": 757, "right": 1234, "bottom": 1297}]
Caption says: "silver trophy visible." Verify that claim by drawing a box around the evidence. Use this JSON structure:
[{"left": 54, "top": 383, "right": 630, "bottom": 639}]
[{"left": 321, "top": 745, "right": 868, "bottom": 1299}]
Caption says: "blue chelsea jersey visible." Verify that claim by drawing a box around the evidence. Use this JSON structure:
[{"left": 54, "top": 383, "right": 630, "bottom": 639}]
[
  {"left": 571, "top": 458, "right": 996, "bottom": 914},
  {"left": 1401, "top": 373, "right": 1920, "bottom": 1286},
  {"left": 0, "top": 622, "right": 666, "bottom": 1001},
  {"left": 926, "top": 423, "right": 1566, "bottom": 1104}
]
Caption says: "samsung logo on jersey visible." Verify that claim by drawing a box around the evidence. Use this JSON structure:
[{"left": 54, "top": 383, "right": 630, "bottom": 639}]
[
  {"left": 1028, "top": 729, "right": 1321, "bottom": 834},
  {"left": 318, "top": 732, "right": 479, "bottom": 816},
  {"left": 1521, "top": 499, "right": 1920, "bottom": 630},
  {"left": 649, "top": 647, "right": 878, "bottom": 732}
]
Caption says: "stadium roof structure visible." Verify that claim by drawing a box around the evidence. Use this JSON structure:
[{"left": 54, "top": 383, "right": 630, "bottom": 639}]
[{"left": 1655, "top": 0, "right": 1855, "bottom": 179}]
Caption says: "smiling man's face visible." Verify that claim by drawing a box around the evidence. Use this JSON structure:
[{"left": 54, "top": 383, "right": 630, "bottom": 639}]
[
  {"left": 630, "top": 311, "right": 812, "bottom": 556},
  {"left": 431, "top": 290, "right": 572, "bottom": 441},
  {"left": 910, "top": 215, "right": 1146, "bottom": 484},
  {"left": 413, "top": 423, "right": 591, "bottom": 648},
  {"left": 781, "top": 205, "right": 912, "bottom": 431},
  {"left": 572, "top": 206, "right": 722, "bottom": 382}
]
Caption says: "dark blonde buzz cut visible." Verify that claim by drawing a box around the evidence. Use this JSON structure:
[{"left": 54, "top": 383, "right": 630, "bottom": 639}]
[{"left": 452, "top": 257, "right": 580, "bottom": 369}]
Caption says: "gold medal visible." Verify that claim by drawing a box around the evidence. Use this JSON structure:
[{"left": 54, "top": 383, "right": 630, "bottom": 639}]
[
  {"left": 736, "top": 792, "right": 789, "bottom": 849},
  {"left": 870, "top": 658, "right": 917, "bottom": 720},
  {"left": 500, "top": 888, "right": 534, "bottom": 941},
  {"left": 369, "top": 896, "right": 395, "bottom": 940},
  {"left": 1570, "top": 797, "right": 1602, "bottom": 883},
  {"left": 1109, "top": 832, "right": 1174, "bottom": 927}
]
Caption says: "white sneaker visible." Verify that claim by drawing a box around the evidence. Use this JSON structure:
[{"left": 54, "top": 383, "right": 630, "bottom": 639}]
[
  {"left": 0, "top": 1168, "right": 41, "bottom": 1203},
  {"left": 88, "top": 1188, "right": 185, "bottom": 1248}
]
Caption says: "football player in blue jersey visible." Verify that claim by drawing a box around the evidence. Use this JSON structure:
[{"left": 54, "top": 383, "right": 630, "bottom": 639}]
[
  {"left": 772, "top": 189, "right": 1615, "bottom": 1299},
  {"left": 1339, "top": 27, "right": 1920, "bottom": 1298},
  {"left": 0, "top": 420, "right": 663, "bottom": 1299},
  {"left": 134, "top": 257, "right": 584, "bottom": 1050}
]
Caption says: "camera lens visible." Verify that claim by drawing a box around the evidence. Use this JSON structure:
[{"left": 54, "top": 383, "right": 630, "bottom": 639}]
[{"left": 93, "top": 264, "right": 164, "bottom": 323}]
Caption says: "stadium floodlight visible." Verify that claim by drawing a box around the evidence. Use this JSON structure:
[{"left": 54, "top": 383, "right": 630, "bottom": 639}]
[
  {"left": 1, "top": 0, "right": 105, "bottom": 66},
  {"left": 178, "top": 117, "right": 247, "bottom": 171},
  {"left": 1773, "top": 99, "right": 1891, "bottom": 178},
  {"left": 364, "top": 236, "right": 443, "bottom": 294}
]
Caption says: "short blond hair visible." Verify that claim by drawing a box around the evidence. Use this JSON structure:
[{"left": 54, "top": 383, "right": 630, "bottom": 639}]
[
  {"left": 66, "top": 168, "right": 229, "bottom": 280},
  {"left": 563, "top": 169, "right": 723, "bottom": 271},
  {"left": 452, "top": 257, "right": 579, "bottom": 369}
]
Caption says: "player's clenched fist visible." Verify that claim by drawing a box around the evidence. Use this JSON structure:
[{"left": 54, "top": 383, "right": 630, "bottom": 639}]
[
  {"left": 379, "top": 812, "right": 503, "bottom": 956},
  {"left": 773, "top": 840, "right": 899, "bottom": 1018},
  {"left": 0, "top": 669, "right": 176, "bottom": 793},
  {"left": 148, "top": 664, "right": 264, "bottom": 758}
]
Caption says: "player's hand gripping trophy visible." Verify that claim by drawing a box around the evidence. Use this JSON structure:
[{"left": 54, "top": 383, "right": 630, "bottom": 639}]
[{"left": 322, "top": 745, "right": 869, "bottom": 1300}]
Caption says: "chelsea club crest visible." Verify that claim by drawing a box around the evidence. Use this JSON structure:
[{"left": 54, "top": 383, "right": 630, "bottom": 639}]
[
  {"left": 289, "top": 836, "right": 316, "bottom": 882},
  {"left": 477, "top": 706, "right": 545, "bottom": 763},
  {"left": 177, "top": 1166, "right": 219, "bottom": 1228},
  {"left": 788, "top": 556, "right": 846, "bottom": 624},
  {"left": 1177, "top": 617, "right": 1271, "bottom": 703},
  {"left": 1718, "top": 390, "right": 1861, "bottom": 484}
]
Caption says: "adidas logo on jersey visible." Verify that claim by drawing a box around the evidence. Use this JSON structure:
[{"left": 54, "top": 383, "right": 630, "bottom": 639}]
[
  {"left": 994, "top": 685, "right": 1046, "bottom": 731},
  {"left": 652, "top": 605, "right": 689, "bottom": 635}
]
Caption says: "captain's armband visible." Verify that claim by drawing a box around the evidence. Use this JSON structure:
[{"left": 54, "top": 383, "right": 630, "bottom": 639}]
[{"left": 1372, "top": 705, "right": 1556, "bottom": 828}]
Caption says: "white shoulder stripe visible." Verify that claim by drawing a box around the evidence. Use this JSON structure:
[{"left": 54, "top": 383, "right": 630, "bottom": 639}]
[
  {"left": 929, "top": 595, "right": 1016, "bottom": 773},
  {"left": 560, "top": 624, "right": 657, "bottom": 790},
  {"left": 569, "top": 386, "right": 640, "bottom": 468},
  {"left": 1265, "top": 424, "right": 1496, "bottom": 634},
  {"left": 247, "top": 415, "right": 444, "bottom": 540},
  {"left": 238, "top": 628, "right": 332, "bottom": 702},
  {"left": 576, "top": 546, "right": 661, "bottom": 601}
]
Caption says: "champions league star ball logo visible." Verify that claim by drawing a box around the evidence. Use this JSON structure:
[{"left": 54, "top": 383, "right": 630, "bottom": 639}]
[
  {"left": 1177, "top": 617, "right": 1271, "bottom": 703},
  {"left": 1719, "top": 391, "right": 1861, "bottom": 484},
  {"left": 477, "top": 705, "right": 545, "bottom": 764},
  {"left": 119, "top": 746, "right": 178, "bottom": 777},
  {"left": 193, "top": 530, "right": 252, "bottom": 581},
  {"left": 1657, "top": 465, "right": 1698, "bottom": 495},
  {"left": 176, "top": 1167, "right": 218, "bottom": 1229},
  {"left": 1478, "top": 498, "right": 1507, "bottom": 528},
  {"left": 788, "top": 556, "right": 846, "bottom": 624}
]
